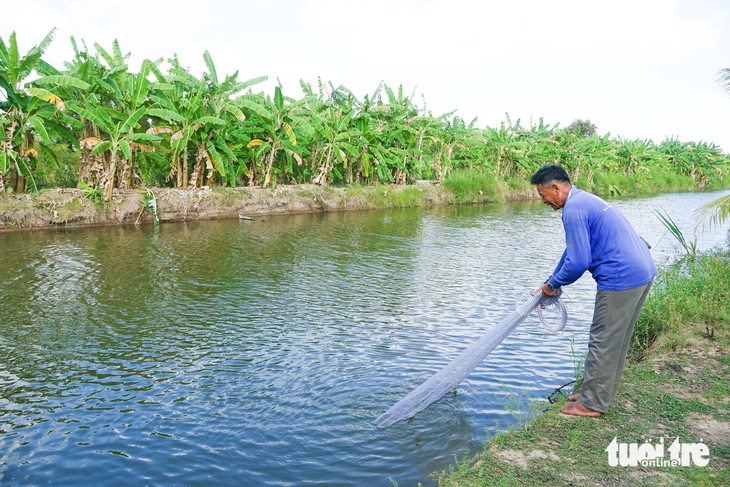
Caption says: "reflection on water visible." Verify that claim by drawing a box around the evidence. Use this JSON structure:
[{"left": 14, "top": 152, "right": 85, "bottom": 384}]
[{"left": 0, "top": 190, "right": 727, "bottom": 486}]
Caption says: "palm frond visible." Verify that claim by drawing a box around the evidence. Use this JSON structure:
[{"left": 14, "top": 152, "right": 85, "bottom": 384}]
[
  {"left": 694, "top": 193, "right": 730, "bottom": 232},
  {"left": 716, "top": 68, "right": 730, "bottom": 95}
]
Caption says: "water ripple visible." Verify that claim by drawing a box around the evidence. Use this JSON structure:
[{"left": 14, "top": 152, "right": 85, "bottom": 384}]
[{"left": 0, "top": 191, "right": 728, "bottom": 486}]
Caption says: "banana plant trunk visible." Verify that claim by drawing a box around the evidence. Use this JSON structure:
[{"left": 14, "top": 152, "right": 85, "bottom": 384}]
[
  {"left": 105, "top": 151, "right": 117, "bottom": 201},
  {"left": 173, "top": 153, "right": 181, "bottom": 188},
  {"left": 262, "top": 141, "right": 279, "bottom": 188},
  {"left": 183, "top": 148, "right": 189, "bottom": 188},
  {"left": 10, "top": 167, "right": 26, "bottom": 194},
  {"left": 432, "top": 151, "right": 443, "bottom": 181},
  {"left": 118, "top": 158, "right": 132, "bottom": 189},
  {"left": 313, "top": 146, "right": 333, "bottom": 185},
  {"left": 78, "top": 122, "right": 102, "bottom": 186}
]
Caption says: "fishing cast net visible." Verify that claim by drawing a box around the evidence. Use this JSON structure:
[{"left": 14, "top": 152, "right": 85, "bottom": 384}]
[{"left": 374, "top": 291, "right": 567, "bottom": 428}]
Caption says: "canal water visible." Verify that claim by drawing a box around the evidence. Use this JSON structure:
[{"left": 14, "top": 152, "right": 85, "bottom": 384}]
[{"left": 0, "top": 190, "right": 727, "bottom": 486}]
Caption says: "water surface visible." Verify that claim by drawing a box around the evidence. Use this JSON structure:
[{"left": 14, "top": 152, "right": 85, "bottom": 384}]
[{"left": 0, "top": 190, "right": 727, "bottom": 486}]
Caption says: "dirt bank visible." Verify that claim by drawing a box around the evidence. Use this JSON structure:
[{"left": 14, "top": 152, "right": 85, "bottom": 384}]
[{"left": 0, "top": 183, "right": 477, "bottom": 232}]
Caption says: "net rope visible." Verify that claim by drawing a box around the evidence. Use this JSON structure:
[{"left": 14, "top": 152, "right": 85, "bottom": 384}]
[{"left": 374, "top": 291, "right": 567, "bottom": 428}]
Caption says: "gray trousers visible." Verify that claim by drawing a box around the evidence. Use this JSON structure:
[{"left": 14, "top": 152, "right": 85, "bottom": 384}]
[{"left": 580, "top": 280, "right": 653, "bottom": 413}]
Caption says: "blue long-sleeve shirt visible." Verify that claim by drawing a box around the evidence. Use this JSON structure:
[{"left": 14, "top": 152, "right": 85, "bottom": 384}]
[{"left": 547, "top": 188, "right": 657, "bottom": 291}]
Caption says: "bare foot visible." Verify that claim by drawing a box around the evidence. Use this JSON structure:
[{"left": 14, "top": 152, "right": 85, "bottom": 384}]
[
  {"left": 568, "top": 394, "right": 580, "bottom": 402},
  {"left": 561, "top": 401, "right": 601, "bottom": 417}
]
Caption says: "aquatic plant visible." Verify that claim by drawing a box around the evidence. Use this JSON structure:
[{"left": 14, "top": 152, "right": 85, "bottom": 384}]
[{"left": 655, "top": 209, "right": 698, "bottom": 260}]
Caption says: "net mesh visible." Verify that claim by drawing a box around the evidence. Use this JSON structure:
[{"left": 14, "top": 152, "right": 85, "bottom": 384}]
[{"left": 374, "top": 291, "right": 567, "bottom": 428}]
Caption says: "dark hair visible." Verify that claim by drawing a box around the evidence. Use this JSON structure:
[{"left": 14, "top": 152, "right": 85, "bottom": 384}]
[{"left": 530, "top": 164, "right": 571, "bottom": 186}]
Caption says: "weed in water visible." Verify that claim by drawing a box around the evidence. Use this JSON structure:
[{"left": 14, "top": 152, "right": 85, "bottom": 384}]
[{"left": 655, "top": 208, "right": 698, "bottom": 260}]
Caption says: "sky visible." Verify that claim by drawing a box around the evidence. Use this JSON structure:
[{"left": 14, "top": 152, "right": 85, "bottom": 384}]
[{"left": 2, "top": 0, "right": 730, "bottom": 152}]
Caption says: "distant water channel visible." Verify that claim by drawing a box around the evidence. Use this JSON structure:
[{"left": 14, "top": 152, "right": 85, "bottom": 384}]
[{"left": 1, "top": 190, "right": 728, "bottom": 486}]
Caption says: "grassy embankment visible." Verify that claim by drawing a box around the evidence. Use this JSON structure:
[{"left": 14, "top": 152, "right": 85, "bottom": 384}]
[
  {"left": 437, "top": 246, "right": 730, "bottom": 487},
  {"left": 2, "top": 167, "right": 729, "bottom": 230},
  {"left": 440, "top": 168, "right": 729, "bottom": 205}
]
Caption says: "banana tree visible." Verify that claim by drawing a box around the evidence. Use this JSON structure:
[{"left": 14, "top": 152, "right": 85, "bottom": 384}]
[
  {"left": 347, "top": 87, "right": 403, "bottom": 184},
  {"left": 374, "top": 84, "right": 422, "bottom": 184},
  {"left": 242, "top": 85, "right": 311, "bottom": 187},
  {"left": 196, "top": 51, "right": 268, "bottom": 186},
  {"left": 307, "top": 107, "right": 360, "bottom": 185},
  {"left": 406, "top": 96, "right": 446, "bottom": 180},
  {"left": 66, "top": 99, "right": 159, "bottom": 200},
  {"left": 0, "top": 29, "right": 87, "bottom": 192},
  {"left": 32, "top": 36, "right": 109, "bottom": 186},
  {"left": 434, "top": 115, "right": 486, "bottom": 178},
  {"left": 58, "top": 37, "right": 116, "bottom": 186},
  {"left": 147, "top": 58, "right": 210, "bottom": 187},
  {"left": 52, "top": 38, "right": 149, "bottom": 189},
  {"left": 656, "top": 138, "right": 724, "bottom": 187}
]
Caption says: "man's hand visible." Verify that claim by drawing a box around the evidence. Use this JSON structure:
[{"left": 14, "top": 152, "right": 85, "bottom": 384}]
[{"left": 532, "top": 282, "right": 559, "bottom": 298}]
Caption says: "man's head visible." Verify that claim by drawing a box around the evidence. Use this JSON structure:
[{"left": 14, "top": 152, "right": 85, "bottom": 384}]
[{"left": 530, "top": 164, "right": 572, "bottom": 210}]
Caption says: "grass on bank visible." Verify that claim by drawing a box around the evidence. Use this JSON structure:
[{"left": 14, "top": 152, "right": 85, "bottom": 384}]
[
  {"left": 443, "top": 169, "right": 729, "bottom": 205},
  {"left": 441, "top": 171, "right": 505, "bottom": 204},
  {"left": 633, "top": 248, "right": 730, "bottom": 356},
  {"left": 589, "top": 171, "right": 701, "bottom": 197},
  {"left": 342, "top": 184, "right": 454, "bottom": 209},
  {"left": 439, "top": 353, "right": 730, "bottom": 487},
  {"left": 437, "top": 245, "right": 730, "bottom": 487}
]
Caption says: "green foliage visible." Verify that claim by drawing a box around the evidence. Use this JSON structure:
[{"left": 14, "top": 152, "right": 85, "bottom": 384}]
[
  {"left": 439, "top": 350, "right": 730, "bottom": 486},
  {"left": 79, "top": 181, "right": 103, "bottom": 203},
  {"left": 641, "top": 171, "right": 697, "bottom": 193},
  {"left": 342, "top": 184, "right": 436, "bottom": 209},
  {"left": 495, "top": 385, "right": 545, "bottom": 431},
  {"left": 0, "top": 28, "right": 81, "bottom": 194},
  {"left": 142, "top": 189, "right": 159, "bottom": 226},
  {"left": 655, "top": 209, "right": 698, "bottom": 260},
  {"left": 505, "top": 177, "right": 531, "bottom": 191},
  {"left": 35, "top": 142, "right": 79, "bottom": 188},
  {"left": 591, "top": 171, "right": 630, "bottom": 196},
  {"left": 632, "top": 246, "right": 730, "bottom": 354},
  {"left": 442, "top": 170, "right": 503, "bottom": 204},
  {"left": 2, "top": 29, "right": 730, "bottom": 197},
  {"left": 568, "top": 336, "right": 586, "bottom": 390},
  {"left": 694, "top": 192, "right": 730, "bottom": 233},
  {"left": 565, "top": 118, "right": 597, "bottom": 137}
]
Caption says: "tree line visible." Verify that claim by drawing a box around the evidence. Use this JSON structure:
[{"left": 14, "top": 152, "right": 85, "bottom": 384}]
[{"left": 2, "top": 29, "right": 729, "bottom": 201}]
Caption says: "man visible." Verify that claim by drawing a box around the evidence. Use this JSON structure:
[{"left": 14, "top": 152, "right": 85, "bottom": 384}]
[{"left": 531, "top": 164, "right": 656, "bottom": 417}]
